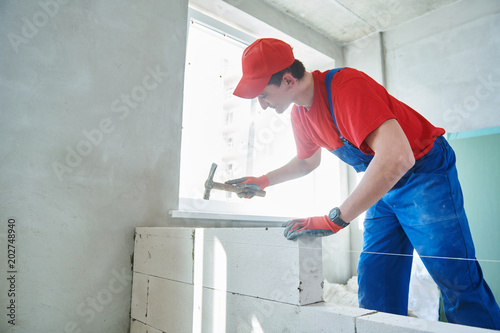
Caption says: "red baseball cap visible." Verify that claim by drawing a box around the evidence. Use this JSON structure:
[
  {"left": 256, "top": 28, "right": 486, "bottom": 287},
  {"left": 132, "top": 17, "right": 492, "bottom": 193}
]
[{"left": 233, "top": 38, "right": 295, "bottom": 99}]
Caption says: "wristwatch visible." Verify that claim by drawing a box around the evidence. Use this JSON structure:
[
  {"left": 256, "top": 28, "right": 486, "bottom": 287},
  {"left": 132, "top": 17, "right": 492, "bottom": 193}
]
[{"left": 328, "top": 207, "right": 349, "bottom": 227}]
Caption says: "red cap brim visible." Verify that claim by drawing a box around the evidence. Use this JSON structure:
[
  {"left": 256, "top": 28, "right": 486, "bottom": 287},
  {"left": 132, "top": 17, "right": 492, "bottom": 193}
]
[{"left": 233, "top": 75, "right": 270, "bottom": 99}]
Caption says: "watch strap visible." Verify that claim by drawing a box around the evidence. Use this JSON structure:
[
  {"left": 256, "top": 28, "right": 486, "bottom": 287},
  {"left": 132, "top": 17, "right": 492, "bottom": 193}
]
[{"left": 329, "top": 207, "right": 349, "bottom": 228}]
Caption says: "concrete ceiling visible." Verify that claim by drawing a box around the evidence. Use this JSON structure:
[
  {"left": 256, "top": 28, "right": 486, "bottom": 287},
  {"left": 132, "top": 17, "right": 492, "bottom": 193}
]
[{"left": 260, "top": 0, "right": 461, "bottom": 44}]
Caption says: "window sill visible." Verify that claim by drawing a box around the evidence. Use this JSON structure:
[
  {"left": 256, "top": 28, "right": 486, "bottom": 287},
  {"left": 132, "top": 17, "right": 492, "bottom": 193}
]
[{"left": 169, "top": 210, "right": 292, "bottom": 223}]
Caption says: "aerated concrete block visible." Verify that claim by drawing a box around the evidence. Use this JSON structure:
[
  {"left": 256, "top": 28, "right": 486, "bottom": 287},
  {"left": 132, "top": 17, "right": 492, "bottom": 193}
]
[
  {"left": 152, "top": 278, "right": 374, "bottom": 333},
  {"left": 131, "top": 227, "right": 324, "bottom": 331},
  {"left": 129, "top": 319, "right": 162, "bottom": 333},
  {"left": 133, "top": 227, "right": 194, "bottom": 283},
  {"left": 133, "top": 227, "right": 323, "bottom": 306},
  {"left": 130, "top": 272, "right": 148, "bottom": 323},
  {"left": 356, "top": 311, "right": 499, "bottom": 333},
  {"left": 198, "top": 227, "right": 323, "bottom": 305},
  {"left": 147, "top": 275, "right": 194, "bottom": 332},
  {"left": 221, "top": 296, "right": 374, "bottom": 333}
]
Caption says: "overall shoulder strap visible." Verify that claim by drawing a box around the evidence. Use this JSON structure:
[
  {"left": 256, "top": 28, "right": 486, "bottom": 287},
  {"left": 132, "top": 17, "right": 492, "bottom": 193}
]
[{"left": 325, "top": 68, "right": 344, "bottom": 129}]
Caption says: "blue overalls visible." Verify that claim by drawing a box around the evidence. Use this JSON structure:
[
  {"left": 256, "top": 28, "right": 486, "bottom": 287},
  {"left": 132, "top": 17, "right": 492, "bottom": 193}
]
[{"left": 324, "top": 68, "right": 500, "bottom": 329}]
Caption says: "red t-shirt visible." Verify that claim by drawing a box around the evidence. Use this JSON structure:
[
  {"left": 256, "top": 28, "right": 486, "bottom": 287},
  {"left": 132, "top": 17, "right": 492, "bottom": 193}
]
[{"left": 291, "top": 68, "right": 445, "bottom": 160}]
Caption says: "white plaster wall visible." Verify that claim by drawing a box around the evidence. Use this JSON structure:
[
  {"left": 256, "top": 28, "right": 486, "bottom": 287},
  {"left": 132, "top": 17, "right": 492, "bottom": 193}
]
[
  {"left": 344, "top": 32, "right": 384, "bottom": 85},
  {"left": 0, "top": 0, "right": 188, "bottom": 331},
  {"left": 344, "top": 0, "right": 500, "bottom": 134},
  {"left": 383, "top": 0, "right": 500, "bottom": 133}
]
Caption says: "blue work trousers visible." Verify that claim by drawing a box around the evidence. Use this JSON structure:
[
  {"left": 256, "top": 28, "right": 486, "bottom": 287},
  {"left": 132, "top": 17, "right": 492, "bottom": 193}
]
[{"left": 343, "top": 136, "right": 500, "bottom": 329}]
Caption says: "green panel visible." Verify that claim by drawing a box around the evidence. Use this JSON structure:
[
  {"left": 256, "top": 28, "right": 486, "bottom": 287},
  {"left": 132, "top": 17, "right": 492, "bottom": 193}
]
[{"left": 448, "top": 132, "right": 500, "bottom": 302}]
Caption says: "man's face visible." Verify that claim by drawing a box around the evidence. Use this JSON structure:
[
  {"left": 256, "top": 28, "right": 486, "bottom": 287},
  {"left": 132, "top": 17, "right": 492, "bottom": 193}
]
[{"left": 257, "top": 79, "right": 293, "bottom": 114}]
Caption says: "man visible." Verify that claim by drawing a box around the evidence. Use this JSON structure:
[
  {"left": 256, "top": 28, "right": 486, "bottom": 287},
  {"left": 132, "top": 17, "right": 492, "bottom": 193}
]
[{"left": 227, "top": 38, "right": 500, "bottom": 329}]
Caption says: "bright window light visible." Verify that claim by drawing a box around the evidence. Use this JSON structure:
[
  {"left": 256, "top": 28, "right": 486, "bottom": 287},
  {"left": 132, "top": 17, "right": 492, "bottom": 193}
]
[{"left": 179, "top": 10, "right": 342, "bottom": 219}]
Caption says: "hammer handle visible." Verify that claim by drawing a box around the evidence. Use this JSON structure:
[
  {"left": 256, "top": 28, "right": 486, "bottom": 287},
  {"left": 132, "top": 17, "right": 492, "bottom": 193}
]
[{"left": 212, "top": 182, "right": 266, "bottom": 197}]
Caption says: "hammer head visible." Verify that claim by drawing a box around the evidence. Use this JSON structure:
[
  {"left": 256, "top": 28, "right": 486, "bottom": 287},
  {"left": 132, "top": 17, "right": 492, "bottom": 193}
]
[{"left": 203, "top": 163, "right": 218, "bottom": 200}]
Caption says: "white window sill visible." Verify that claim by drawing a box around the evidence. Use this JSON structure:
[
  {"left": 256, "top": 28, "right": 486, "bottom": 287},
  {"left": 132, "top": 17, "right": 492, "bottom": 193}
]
[{"left": 169, "top": 210, "right": 292, "bottom": 223}]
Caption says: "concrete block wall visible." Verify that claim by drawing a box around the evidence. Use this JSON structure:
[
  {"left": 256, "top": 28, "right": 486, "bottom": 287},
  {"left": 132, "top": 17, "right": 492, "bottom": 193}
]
[
  {"left": 132, "top": 227, "right": 324, "bottom": 306},
  {"left": 130, "top": 227, "right": 497, "bottom": 333}
]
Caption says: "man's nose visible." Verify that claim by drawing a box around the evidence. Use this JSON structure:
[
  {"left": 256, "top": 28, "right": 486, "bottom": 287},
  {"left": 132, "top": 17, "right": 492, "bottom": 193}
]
[{"left": 258, "top": 96, "right": 269, "bottom": 109}]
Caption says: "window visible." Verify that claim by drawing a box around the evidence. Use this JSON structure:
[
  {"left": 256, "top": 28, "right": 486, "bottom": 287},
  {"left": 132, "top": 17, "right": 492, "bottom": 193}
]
[{"left": 178, "top": 9, "right": 342, "bottom": 220}]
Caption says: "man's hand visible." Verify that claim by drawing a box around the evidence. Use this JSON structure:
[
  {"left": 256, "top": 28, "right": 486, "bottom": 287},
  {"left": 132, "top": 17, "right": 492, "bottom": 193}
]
[
  {"left": 283, "top": 215, "right": 346, "bottom": 240},
  {"left": 225, "top": 175, "right": 269, "bottom": 198}
]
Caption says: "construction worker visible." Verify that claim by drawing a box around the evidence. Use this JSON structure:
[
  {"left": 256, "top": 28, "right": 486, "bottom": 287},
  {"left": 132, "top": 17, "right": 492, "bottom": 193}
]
[{"left": 227, "top": 38, "right": 500, "bottom": 329}]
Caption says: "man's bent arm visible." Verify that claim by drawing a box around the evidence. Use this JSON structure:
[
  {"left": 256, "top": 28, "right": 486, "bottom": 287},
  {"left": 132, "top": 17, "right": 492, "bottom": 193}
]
[
  {"left": 339, "top": 119, "right": 415, "bottom": 222},
  {"left": 266, "top": 149, "right": 322, "bottom": 186}
]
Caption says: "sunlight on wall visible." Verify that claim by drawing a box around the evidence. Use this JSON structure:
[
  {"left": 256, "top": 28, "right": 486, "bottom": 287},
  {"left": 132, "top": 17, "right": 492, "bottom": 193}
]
[
  {"left": 213, "top": 236, "right": 227, "bottom": 332},
  {"left": 192, "top": 229, "right": 204, "bottom": 333},
  {"left": 251, "top": 314, "right": 265, "bottom": 333}
]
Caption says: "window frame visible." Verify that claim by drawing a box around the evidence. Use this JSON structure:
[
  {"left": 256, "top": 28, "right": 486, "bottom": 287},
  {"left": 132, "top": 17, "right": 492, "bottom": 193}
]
[{"left": 173, "top": 8, "right": 345, "bottom": 223}]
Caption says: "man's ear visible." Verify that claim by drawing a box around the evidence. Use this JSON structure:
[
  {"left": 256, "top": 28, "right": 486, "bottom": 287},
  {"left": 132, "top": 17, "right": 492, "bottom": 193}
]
[{"left": 282, "top": 73, "right": 295, "bottom": 87}]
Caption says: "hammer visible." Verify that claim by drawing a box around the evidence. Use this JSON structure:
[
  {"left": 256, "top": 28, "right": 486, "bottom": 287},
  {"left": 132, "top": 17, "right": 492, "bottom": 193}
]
[{"left": 203, "top": 163, "right": 266, "bottom": 200}]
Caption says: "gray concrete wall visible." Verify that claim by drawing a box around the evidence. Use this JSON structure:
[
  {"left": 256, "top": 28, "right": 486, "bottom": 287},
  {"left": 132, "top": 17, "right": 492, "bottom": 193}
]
[
  {"left": 0, "top": 0, "right": 188, "bottom": 331},
  {"left": 345, "top": 0, "right": 500, "bottom": 133},
  {"left": 383, "top": 0, "right": 500, "bottom": 133}
]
